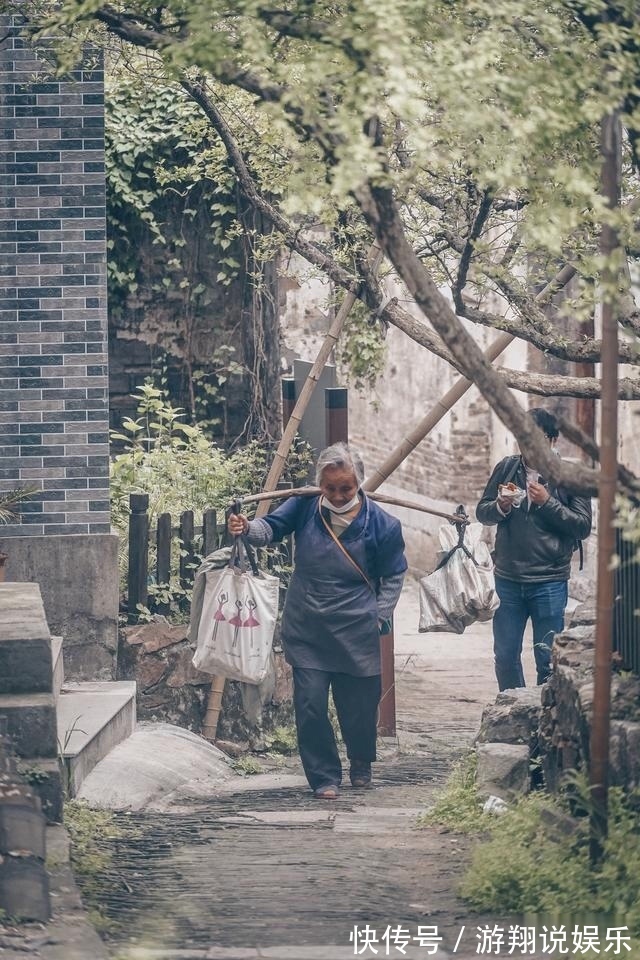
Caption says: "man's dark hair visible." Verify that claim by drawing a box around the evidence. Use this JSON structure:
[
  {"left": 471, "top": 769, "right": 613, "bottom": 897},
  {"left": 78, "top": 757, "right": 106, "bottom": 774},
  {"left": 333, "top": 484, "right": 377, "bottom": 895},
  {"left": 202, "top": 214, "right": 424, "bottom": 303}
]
[{"left": 528, "top": 408, "right": 559, "bottom": 440}]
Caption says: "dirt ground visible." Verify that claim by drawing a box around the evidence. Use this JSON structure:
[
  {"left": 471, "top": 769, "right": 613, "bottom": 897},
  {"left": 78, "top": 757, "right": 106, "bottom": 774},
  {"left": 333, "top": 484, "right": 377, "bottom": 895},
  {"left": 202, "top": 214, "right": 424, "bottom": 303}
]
[{"left": 63, "top": 578, "right": 535, "bottom": 960}]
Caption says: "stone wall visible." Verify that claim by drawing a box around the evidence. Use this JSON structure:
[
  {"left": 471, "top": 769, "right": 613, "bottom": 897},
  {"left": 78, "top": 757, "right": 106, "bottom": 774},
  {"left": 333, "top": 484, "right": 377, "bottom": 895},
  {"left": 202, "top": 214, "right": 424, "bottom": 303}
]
[
  {"left": 119, "top": 620, "right": 294, "bottom": 743},
  {"left": 0, "top": 19, "right": 118, "bottom": 678},
  {"left": 539, "top": 604, "right": 640, "bottom": 793}
]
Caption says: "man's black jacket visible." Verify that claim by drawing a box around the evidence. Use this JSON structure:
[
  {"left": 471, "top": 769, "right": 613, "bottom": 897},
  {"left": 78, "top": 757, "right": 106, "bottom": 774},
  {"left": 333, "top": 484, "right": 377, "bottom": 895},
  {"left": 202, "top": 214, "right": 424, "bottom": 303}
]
[{"left": 476, "top": 455, "right": 592, "bottom": 583}]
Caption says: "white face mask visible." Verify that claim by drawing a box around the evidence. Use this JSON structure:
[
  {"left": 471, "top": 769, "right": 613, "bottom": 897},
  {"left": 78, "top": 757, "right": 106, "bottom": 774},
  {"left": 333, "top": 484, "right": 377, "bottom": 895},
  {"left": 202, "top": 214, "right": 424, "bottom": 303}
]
[{"left": 320, "top": 493, "right": 361, "bottom": 514}]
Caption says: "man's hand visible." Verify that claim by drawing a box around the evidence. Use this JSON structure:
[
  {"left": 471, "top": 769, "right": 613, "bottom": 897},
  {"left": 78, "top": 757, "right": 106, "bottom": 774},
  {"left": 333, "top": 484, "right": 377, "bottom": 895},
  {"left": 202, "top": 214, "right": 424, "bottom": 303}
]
[
  {"left": 527, "top": 480, "right": 550, "bottom": 506},
  {"left": 496, "top": 494, "right": 513, "bottom": 514},
  {"left": 228, "top": 513, "right": 249, "bottom": 536}
]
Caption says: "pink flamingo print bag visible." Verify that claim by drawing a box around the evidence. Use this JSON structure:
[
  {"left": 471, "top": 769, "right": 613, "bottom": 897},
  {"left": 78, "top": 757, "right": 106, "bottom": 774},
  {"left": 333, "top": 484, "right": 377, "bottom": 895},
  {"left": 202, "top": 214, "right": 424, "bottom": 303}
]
[{"left": 192, "top": 538, "right": 280, "bottom": 684}]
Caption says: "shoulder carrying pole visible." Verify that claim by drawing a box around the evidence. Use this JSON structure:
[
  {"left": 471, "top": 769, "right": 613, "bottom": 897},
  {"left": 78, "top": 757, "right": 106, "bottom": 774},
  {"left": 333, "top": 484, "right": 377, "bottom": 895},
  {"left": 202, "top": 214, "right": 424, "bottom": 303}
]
[{"left": 255, "top": 242, "right": 381, "bottom": 518}]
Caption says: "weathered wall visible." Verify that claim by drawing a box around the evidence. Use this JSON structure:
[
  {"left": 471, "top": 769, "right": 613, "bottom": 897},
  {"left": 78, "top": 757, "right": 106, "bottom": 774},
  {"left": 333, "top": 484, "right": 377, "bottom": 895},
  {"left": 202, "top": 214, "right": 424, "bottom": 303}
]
[
  {"left": 108, "top": 190, "right": 281, "bottom": 444},
  {"left": 3, "top": 534, "right": 119, "bottom": 680}
]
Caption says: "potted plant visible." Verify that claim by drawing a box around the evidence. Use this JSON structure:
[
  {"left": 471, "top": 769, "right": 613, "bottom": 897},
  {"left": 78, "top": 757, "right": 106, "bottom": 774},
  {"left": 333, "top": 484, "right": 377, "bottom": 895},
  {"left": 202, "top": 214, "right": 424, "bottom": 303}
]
[{"left": 0, "top": 487, "right": 38, "bottom": 582}]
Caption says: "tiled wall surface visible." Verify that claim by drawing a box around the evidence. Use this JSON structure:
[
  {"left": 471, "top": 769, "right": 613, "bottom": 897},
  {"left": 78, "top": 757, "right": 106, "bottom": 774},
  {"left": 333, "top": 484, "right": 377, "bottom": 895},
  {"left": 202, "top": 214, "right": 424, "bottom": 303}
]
[{"left": 0, "top": 18, "right": 111, "bottom": 536}]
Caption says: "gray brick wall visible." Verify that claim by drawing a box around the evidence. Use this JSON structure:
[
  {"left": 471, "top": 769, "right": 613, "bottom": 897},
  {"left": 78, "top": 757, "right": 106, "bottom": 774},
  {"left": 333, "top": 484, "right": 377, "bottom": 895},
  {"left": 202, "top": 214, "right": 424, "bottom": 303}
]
[{"left": 0, "top": 18, "right": 111, "bottom": 537}]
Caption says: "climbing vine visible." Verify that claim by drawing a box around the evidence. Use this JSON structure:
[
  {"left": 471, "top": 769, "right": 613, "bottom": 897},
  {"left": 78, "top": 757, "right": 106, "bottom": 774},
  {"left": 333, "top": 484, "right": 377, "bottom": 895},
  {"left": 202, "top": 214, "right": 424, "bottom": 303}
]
[
  {"left": 104, "top": 65, "right": 284, "bottom": 440},
  {"left": 336, "top": 298, "right": 387, "bottom": 396}
]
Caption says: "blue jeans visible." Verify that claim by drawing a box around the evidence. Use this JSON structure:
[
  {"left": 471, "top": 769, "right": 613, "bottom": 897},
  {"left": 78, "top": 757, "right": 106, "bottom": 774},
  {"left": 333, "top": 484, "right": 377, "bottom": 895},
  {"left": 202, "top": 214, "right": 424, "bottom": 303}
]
[{"left": 493, "top": 577, "right": 568, "bottom": 690}]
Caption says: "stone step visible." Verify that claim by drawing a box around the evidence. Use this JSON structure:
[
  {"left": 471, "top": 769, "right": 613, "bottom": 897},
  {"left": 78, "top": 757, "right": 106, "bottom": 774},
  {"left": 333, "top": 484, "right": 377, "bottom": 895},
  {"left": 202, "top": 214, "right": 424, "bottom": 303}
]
[
  {"left": 57, "top": 681, "right": 136, "bottom": 797},
  {"left": 51, "top": 636, "right": 64, "bottom": 699},
  {"left": 0, "top": 692, "right": 57, "bottom": 758}
]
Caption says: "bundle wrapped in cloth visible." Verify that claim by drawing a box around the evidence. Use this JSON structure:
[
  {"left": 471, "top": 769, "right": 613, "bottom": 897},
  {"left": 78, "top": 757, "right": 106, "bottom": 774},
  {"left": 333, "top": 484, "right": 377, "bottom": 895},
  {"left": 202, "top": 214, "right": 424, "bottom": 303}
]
[
  {"left": 498, "top": 481, "right": 527, "bottom": 508},
  {"left": 419, "top": 521, "right": 499, "bottom": 634}
]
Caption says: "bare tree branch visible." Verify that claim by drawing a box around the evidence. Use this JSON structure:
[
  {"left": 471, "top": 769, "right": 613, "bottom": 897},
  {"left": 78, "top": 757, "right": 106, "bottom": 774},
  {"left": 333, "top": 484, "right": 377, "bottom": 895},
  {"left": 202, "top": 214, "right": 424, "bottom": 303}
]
[
  {"left": 354, "top": 180, "right": 600, "bottom": 495},
  {"left": 453, "top": 187, "right": 494, "bottom": 313},
  {"left": 556, "top": 414, "right": 640, "bottom": 498}
]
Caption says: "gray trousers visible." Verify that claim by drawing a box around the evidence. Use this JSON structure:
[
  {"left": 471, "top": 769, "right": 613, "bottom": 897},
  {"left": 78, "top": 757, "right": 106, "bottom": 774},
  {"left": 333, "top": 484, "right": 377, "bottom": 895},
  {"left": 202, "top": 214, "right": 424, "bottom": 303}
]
[{"left": 292, "top": 667, "right": 381, "bottom": 790}]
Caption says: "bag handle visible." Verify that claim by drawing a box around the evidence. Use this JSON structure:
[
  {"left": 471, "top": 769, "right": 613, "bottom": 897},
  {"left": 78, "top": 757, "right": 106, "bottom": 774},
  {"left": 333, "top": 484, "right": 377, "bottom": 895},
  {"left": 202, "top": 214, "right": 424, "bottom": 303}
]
[
  {"left": 229, "top": 499, "right": 260, "bottom": 577},
  {"left": 435, "top": 508, "right": 478, "bottom": 571},
  {"left": 317, "top": 501, "right": 375, "bottom": 593}
]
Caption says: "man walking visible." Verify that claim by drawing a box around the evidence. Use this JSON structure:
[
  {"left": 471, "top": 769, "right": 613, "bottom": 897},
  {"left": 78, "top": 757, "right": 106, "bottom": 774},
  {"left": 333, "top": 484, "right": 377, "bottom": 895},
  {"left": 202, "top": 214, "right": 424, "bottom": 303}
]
[{"left": 476, "top": 409, "right": 592, "bottom": 690}]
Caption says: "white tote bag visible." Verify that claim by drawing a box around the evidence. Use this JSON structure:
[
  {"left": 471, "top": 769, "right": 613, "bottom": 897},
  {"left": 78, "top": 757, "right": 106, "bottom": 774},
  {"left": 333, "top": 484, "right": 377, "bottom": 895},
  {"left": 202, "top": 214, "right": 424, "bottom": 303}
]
[
  {"left": 192, "top": 539, "right": 280, "bottom": 684},
  {"left": 419, "top": 522, "right": 499, "bottom": 634}
]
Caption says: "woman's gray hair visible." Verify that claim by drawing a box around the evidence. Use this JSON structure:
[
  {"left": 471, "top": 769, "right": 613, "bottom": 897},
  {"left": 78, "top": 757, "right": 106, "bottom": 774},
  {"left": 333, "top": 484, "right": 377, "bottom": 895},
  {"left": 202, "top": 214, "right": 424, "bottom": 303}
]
[{"left": 315, "top": 442, "right": 365, "bottom": 487}]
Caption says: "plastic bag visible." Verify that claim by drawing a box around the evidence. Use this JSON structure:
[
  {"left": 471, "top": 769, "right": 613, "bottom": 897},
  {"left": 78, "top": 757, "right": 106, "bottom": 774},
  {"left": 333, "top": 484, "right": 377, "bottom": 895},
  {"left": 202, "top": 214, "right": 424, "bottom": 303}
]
[
  {"left": 419, "top": 522, "right": 499, "bottom": 634},
  {"left": 191, "top": 539, "right": 280, "bottom": 684}
]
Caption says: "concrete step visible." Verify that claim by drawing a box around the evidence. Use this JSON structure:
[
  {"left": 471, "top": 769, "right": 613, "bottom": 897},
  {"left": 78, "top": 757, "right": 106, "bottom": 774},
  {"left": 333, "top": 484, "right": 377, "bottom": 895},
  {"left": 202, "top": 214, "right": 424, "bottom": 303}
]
[
  {"left": 57, "top": 681, "right": 136, "bottom": 797},
  {"left": 51, "top": 636, "right": 64, "bottom": 699}
]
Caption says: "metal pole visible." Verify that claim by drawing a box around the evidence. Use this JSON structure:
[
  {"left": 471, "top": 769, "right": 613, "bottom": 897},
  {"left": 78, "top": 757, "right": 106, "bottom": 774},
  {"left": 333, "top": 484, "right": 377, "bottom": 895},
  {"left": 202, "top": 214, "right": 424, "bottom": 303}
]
[
  {"left": 256, "top": 242, "right": 381, "bottom": 517},
  {"left": 378, "top": 619, "right": 396, "bottom": 737},
  {"left": 590, "top": 112, "right": 621, "bottom": 862},
  {"left": 325, "top": 387, "right": 349, "bottom": 445},
  {"left": 281, "top": 377, "right": 296, "bottom": 429}
]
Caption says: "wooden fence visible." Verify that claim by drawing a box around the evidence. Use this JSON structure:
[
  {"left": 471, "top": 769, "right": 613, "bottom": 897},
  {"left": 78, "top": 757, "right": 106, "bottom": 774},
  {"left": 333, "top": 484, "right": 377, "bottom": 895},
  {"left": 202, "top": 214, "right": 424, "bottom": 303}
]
[{"left": 127, "top": 493, "right": 227, "bottom": 621}]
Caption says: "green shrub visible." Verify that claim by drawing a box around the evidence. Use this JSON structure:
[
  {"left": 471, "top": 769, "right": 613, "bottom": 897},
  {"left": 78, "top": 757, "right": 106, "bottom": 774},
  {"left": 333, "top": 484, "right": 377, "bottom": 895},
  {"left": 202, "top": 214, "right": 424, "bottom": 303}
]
[
  {"left": 461, "top": 780, "right": 640, "bottom": 939},
  {"left": 110, "top": 380, "right": 313, "bottom": 598},
  {"left": 419, "top": 752, "right": 491, "bottom": 834}
]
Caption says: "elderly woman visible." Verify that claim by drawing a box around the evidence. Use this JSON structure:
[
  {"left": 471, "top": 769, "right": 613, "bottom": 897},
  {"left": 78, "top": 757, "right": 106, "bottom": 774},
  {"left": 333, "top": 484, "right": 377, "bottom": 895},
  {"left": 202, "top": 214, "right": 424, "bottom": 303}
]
[{"left": 228, "top": 443, "right": 407, "bottom": 799}]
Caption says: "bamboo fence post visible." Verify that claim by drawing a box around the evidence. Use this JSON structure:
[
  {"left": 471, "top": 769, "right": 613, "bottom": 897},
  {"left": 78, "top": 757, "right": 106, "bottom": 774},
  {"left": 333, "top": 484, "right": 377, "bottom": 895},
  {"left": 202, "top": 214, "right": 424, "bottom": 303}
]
[
  {"left": 156, "top": 512, "right": 172, "bottom": 616},
  {"left": 255, "top": 242, "right": 381, "bottom": 518},
  {"left": 202, "top": 674, "right": 227, "bottom": 742}
]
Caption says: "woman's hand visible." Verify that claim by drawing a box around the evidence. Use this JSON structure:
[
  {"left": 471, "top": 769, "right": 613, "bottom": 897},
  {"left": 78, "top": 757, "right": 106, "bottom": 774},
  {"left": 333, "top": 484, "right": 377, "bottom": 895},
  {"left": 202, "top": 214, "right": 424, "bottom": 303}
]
[{"left": 228, "top": 513, "right": 249, "bottom": 536}]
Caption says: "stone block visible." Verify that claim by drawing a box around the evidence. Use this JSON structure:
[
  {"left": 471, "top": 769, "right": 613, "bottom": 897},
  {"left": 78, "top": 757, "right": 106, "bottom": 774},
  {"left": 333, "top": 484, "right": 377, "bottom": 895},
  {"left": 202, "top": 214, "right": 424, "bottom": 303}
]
[
  {"left": 0, "top": 780, "right": 46, "bottom": 860},
  {"left": 0, "top": 583, "right": 53, "bottom": 695},
  {"left": 1, "top": 534, "right": 119, "bottom": 680},
  {"left": 0, "top": 693, "right": 57, "bottom": 758},
  {"left": 137, "top": 657, "right": 168, "bottom": 692},
  {"left": 166, "top": 650, "right": 211, "bottom": 688},
  {"left": 17, "top": 757, "right": 64, "bottom": 823},
  {"left": 477, "top": 687, "right": 542, "bottom": 749},
  {"left": 476, "top": 742, "right": 531, "bottom": 800}
]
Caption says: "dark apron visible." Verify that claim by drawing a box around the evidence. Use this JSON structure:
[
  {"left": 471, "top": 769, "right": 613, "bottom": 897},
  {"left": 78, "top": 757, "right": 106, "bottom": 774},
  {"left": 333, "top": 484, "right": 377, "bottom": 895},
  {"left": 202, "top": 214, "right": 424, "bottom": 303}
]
[{"left": 280, "top": 503, "right": 380, "bottom": 676}]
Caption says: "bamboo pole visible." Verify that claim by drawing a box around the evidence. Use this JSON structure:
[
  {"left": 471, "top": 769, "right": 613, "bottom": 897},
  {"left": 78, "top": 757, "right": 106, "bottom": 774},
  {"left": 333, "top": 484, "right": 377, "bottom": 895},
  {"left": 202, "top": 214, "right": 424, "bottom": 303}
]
[
  {"left": 204, "top": 243, "right": 381, "bottom": 744},
  {"left": 362, "top": 262, "right": 578, "bottom": 493},
  {"left": 202, "top": 674, "right": 226, "bottom": 742},
  {"left": 255, "top": 242, "right": 381, "bottom": 518},
  {"left": 237, "top": 485, "right": 466, "bottom": 523}
]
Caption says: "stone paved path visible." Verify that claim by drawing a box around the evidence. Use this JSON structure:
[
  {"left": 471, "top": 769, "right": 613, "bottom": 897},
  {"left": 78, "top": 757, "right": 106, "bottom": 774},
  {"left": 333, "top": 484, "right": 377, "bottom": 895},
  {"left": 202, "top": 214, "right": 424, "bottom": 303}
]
[
  {"left": 3, "top": 580, "right": 535, "bottom": 960},
  {"left": 76, "top": 581, "right": 526, "bottom": 960}
]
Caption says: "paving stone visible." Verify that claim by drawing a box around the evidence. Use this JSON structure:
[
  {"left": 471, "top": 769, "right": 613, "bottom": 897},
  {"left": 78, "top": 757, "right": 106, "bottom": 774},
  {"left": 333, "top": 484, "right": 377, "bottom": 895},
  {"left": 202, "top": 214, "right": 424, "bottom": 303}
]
[
  {"left": 0, "top": 854, "right": 50, "bottom": 923},
  {"left": 476, "top": 742, "right": 530, "bottom": 799}
]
